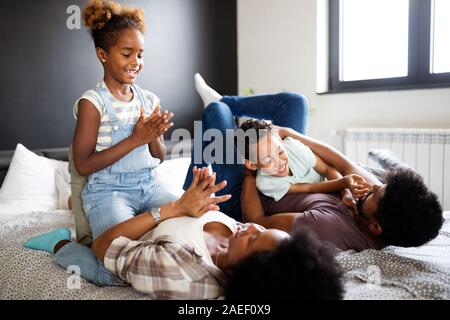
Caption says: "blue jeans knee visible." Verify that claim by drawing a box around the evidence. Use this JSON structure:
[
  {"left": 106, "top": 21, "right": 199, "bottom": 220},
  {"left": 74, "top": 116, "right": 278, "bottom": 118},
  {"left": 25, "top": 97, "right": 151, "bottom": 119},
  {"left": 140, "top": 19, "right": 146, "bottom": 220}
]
[
  {"left": 274, "top": 93, "right": 309, "bottom": 134},
  {"left": 82, "top": 190, "right": 137, "bottom": 240},
  {"left": 203, "top": 102, "right": 234, "bottom": 121},
  {"left": 53, "top": 241, "right": 125, "bottom": 287}
]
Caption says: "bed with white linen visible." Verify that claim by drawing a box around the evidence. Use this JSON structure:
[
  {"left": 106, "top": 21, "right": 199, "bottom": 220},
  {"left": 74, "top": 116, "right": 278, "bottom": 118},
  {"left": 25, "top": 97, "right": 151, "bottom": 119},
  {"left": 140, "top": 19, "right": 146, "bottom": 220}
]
[{"left": 0, "top": 145, "right": 449, "bottom": 300}]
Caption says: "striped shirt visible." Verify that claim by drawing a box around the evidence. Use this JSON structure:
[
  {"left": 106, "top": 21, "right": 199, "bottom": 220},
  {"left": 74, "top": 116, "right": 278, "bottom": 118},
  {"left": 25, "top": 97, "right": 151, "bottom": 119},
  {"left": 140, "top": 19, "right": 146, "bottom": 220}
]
[
  {"left": 73, "top": 81, "right": 160, "bottom": 152},
  {"left": 104, "top": 211, "right": 234, "bottom": 299}
]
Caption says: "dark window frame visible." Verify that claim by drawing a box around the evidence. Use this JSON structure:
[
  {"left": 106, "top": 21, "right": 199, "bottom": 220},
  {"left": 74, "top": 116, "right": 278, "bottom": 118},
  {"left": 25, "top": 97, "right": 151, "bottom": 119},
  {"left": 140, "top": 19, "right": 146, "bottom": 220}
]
[{"left": 328, "top": 0, "right": 450, "bottom": 93}]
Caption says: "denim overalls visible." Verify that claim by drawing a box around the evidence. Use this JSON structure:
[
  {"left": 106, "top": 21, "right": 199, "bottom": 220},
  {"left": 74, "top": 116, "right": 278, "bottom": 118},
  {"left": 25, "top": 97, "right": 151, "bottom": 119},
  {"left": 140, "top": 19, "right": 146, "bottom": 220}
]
[
  {"left": 53, "top": 84, "right": 178, "bottom": 287},
  {"left": 81, "top": 84, "right": 178, "bottom": 240}
]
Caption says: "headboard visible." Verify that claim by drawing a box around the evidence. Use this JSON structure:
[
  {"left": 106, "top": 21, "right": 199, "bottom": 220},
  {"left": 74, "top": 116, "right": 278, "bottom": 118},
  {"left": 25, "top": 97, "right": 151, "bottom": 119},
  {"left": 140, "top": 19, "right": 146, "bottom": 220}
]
[{"left": 0, "top": 140, "right": 192, "bottom": 188}]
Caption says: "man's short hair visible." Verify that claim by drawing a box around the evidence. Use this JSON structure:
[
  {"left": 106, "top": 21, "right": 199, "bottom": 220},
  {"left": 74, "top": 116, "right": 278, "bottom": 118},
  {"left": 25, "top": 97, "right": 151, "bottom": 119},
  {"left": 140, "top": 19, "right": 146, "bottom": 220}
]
[
  {"left": 225, "top": 228, "right": 344, "bottom": 300},
  {"left": 377, "top": 168, "right": 444, "bottom": 247}
]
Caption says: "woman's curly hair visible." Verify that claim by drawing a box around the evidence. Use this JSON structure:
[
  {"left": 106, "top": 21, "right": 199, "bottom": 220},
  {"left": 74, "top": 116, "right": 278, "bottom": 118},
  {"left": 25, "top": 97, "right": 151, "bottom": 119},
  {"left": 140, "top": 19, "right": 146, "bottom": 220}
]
[
  {"left": 225, "top": 228, "right": 344, "bottom": 300},
  {"left": 83, "top": 0, "right": 146, "bottom": 50}
]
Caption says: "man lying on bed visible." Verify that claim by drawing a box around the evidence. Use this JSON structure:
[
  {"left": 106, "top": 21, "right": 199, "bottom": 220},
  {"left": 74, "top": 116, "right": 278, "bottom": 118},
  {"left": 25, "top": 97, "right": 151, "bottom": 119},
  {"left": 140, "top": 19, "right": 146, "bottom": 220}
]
[
  {"left": 188, "top": 74, "right": 444, "bottom": 253},
  {"left": 240, "top": 125, "right": 444, "bottom": 252},
  {"left": 24, "top": 167, "right": 343, "bottom": 300}
]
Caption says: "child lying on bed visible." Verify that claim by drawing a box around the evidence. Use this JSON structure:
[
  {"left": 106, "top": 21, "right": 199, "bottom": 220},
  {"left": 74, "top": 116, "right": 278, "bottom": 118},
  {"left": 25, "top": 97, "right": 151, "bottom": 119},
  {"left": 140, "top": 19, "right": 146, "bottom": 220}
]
[{"left": 235, "top": 119, "right": 371, "bottom": 203}]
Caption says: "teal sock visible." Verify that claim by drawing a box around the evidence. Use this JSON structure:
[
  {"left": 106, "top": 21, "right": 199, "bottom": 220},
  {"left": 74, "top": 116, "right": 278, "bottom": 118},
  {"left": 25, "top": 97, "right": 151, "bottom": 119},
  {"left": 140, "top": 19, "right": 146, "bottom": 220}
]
[{"left": 24, "top": 227, "right": 71, "bottom": 254}]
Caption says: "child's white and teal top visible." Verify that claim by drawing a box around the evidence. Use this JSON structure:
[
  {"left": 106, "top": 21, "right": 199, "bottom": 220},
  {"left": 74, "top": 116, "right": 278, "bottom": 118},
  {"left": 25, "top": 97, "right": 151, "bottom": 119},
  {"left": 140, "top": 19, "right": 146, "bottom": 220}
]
[{"left": 256, "top": 137, "right": 324, "bottom": 201}]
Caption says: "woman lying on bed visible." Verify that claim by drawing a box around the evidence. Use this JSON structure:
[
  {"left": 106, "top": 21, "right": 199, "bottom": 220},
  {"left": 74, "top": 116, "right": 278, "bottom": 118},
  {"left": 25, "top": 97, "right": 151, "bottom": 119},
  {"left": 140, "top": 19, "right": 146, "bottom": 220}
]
[{"left": 24, "top": 166, "right": 343, "bottom": 300}]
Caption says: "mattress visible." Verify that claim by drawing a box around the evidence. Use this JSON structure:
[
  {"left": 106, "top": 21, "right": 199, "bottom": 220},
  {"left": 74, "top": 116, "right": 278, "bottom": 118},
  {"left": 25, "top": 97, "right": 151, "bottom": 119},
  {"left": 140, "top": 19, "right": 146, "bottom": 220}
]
[
  {"left": 338, "top": 211, "right": 450, "bottom": 299},
  {"left": 1, "top": 157, "right": 449, "bottom": 300}
]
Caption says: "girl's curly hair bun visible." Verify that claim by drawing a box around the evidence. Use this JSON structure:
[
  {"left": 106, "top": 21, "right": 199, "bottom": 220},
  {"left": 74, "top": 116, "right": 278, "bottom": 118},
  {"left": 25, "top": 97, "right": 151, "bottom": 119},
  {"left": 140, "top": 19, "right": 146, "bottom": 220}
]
[
  {"left": 83, "top": 0, "right": 122, "bottom": 30},
  {"left": 83, "top": 0, "right": 147, "bottom": 50}
]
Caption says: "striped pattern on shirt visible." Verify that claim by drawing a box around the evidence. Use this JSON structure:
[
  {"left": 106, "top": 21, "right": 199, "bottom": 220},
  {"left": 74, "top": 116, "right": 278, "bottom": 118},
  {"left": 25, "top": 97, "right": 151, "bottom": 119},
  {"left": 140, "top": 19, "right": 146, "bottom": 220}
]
[{"left": 73, "top": 82, "right": 160, "bottom": 152}]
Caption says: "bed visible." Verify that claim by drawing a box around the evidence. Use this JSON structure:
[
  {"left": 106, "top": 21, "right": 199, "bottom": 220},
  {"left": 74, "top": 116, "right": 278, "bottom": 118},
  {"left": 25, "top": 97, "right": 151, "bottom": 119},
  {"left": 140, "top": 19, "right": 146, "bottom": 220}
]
[{"left": 0, "top": 145, "right": 449, "bottom": 300}]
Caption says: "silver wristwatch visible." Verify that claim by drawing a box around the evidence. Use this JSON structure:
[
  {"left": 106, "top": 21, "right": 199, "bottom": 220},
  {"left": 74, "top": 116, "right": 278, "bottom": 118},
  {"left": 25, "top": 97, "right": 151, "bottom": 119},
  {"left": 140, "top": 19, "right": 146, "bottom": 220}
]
[{"left": 149, "top": 207, "right": 161, "bottom": 225}]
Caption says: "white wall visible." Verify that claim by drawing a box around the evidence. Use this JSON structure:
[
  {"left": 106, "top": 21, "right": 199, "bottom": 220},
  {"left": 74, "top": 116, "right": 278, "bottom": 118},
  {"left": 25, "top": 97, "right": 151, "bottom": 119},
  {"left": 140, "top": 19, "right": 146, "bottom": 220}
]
[{"left": 237, "top": 0, "right": 450, "bottom": 149}]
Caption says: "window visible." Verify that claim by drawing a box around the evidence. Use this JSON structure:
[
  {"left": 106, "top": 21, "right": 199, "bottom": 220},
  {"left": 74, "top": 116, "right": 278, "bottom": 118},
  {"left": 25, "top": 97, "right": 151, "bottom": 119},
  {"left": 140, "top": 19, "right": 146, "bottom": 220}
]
[
  {"left": 431, "top": 0, "right": 450, "bottom": 74},
  {"left": 329, "top": 0, "right": 450, "bottom": 92}
]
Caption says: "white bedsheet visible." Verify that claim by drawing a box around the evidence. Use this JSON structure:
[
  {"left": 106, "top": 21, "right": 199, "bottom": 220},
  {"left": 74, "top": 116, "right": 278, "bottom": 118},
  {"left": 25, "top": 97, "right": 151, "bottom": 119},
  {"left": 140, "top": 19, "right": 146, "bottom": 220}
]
[
  {"left": 1, "top": 157, "right": 449, "bottom": 300},
  {"left": 337, "top": 211, "right": 450, "bottom": 299},
  {"left": 2, "top": 210, "right": 449, "bottom": 300},
  {"left": 0, "top": 157, "right": 194, "bottom": 300},
  {"left": 0, "top": 210, "right": 153, "bottom": 300}
]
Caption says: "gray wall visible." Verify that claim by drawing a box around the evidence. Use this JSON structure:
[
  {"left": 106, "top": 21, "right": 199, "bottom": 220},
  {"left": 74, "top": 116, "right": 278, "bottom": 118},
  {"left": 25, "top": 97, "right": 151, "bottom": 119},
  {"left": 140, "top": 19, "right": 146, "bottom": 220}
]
[{"left": 0, "top": 0, "right": 237, "bottom": 150}]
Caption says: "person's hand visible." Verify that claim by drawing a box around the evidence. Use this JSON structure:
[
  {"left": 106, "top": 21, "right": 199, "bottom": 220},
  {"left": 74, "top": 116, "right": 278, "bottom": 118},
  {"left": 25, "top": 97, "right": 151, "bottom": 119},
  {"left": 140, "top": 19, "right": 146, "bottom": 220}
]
[
  {"left": 341, "top": 188, "right": 356, "bottom": 208},
  {"left": 143, "top": 105, "right": 174, "bottom": 139},
  {"left": 175, "top": 166, "right": 231, "bottom": 218},
  {"left": 341, "top": 188, "right": 359, "bottom": 217},
  {"left": 343, "top": 174, "right": 371, "bottom": 198},
  {"left": 131, "top": 106, "right": 174, "bottom": 146},
  {"left": 148, "top": 106, "right": 174, "bottom": 134}
]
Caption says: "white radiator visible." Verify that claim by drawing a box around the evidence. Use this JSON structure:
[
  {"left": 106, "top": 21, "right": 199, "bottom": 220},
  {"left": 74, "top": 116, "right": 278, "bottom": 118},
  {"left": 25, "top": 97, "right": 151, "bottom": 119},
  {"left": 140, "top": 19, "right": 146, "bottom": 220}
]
[{"left": 342, "top": 128, "right": 450, "bottom": 210}]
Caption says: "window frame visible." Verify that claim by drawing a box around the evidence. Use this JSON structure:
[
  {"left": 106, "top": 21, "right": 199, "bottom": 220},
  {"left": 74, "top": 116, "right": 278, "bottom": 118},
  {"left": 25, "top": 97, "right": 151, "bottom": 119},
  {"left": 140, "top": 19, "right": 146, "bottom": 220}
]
[{"left": 328, "top": 0, "right": 450, "bottom": 93}]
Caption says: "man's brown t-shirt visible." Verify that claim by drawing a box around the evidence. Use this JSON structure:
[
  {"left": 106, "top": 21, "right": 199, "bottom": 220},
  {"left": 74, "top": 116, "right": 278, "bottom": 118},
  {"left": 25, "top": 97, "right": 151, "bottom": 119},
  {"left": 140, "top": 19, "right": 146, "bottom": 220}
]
[{"left": 260, "top": 192, "right": 385, "bottom": 252}]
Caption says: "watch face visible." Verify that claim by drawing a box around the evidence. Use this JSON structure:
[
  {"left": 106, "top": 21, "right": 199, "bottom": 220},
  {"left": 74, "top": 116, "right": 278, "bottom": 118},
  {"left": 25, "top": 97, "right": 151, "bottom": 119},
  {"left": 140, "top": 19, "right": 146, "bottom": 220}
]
[{"left": 151, "top": 208, "right": 161, "bottom": 223}]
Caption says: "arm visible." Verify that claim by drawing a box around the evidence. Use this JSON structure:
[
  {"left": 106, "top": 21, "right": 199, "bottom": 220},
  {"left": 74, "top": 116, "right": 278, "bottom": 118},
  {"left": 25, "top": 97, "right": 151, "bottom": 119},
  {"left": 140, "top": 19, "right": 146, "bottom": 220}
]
[
  {"left": 289, "top": 154, "right": 370, "bottom": 196},
  {"left": 148, "top": 135, "right": 166, "bottom": 163},
  {"left": 241, "top": 173, "right": 265, "bottom": 223},
  {"left": 314, "top": 154, "right": 354, "bottom": 201},
  {"left": 287, "top": 153, "right": 346, "bottom": 194},
  {"left": 92, "top": 201, "right": 181, "bottom": 261},
  {"left": 148, "top": 109, "right": 174, "bottom": 163},
  {"left": 92, "top": 167, "right": 231, "bottom": 261},
  {"left": 241, "top": 173, "right": 299, "bottom": 232},
  {"left": 314, "top": 153, "right": 342, "bottom": 181},
  {"left": 289, "top": 155, "right": 347, "bottom": 193},
  {"left": 288, "top": 179, "right": 346, "bottom": 194},
  {"left": 73, "top": 102, "right": 171, "bottom": 176},
  {"left": 251, "top": 212, "right": 299, "bottom": 233},
  {"left": 289, "top": 176, "right": 369, "bottom": 199},
  {"left": 73, "top": 99, "right": 141, "bottom": 176},
  {"left": 276, "top": 126, "right": 382, "bottom": 186}
]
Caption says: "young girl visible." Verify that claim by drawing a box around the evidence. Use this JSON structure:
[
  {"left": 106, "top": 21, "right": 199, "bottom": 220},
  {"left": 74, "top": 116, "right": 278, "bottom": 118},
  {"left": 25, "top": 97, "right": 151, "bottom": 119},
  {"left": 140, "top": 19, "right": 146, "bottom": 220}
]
[{"left": 72, "top": 0, "right": 176, "bottom": 240}]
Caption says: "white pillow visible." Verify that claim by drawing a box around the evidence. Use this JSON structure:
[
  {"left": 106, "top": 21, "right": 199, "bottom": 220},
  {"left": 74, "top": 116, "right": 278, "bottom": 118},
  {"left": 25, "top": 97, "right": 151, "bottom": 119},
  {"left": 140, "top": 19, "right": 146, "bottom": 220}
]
[
  {"left": 0, "top": 144, "right": 69, "bottom": 211},
  {"left": 154, "top": 157, "right": 192, "bottom": 198},
  {"left": 55, "top": 166, "right": 71, "bottom": 210}
]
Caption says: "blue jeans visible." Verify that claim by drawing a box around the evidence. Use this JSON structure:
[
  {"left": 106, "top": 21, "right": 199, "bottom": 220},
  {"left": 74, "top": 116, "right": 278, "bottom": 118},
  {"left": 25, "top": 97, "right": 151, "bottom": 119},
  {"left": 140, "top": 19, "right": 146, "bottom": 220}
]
[
  {"left": 82, "top": 170, "right": 178, "bottom": 239},
  {"left": 53, "top": 241, "right": 126, "bottom": 287},
  {"left": 183, "top": 93, "right": 309, "bottom": 221}
]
